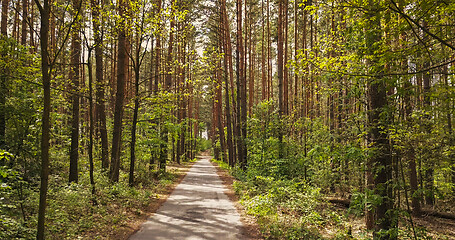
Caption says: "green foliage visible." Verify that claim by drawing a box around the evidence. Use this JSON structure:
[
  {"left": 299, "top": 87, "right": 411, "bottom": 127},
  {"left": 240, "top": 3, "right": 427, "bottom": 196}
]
[
  {"left": 0, "top": 151, "right": 36, "bottom": 239},
  {"left": 0, "top": 162, "right": 184, "bottom": 239},
  {"left": 227, "top": 103, "right": 366, "bottom": 239},
  {"left": 0, "top": 36, "right": 41, "bottom": 175}
]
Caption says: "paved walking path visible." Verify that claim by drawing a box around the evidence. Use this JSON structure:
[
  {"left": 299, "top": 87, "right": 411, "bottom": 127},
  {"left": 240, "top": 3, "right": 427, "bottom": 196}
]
[{"left": 129, "top": 156, "right": 243, "bottom": 240}]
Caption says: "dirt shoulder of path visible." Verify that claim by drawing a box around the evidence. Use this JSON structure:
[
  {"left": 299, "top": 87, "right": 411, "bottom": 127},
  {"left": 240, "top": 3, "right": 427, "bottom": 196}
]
[
  {"left": 210, "top": 159, "right": 263, "bottom": 240},
  {"left": 113, "top": 161, "right": 196, "bottom": 240}
]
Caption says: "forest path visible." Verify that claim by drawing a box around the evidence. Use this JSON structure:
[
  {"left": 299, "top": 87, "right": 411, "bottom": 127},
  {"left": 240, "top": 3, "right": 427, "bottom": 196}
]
[{"left": 129, "top": 156, "right": 244, "bottom": 240}]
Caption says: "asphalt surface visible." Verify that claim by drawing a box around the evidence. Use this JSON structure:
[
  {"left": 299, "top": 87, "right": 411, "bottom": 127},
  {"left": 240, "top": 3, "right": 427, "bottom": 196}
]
[{"left": 129, "top": 156, "right": 243, "bottom": 240}]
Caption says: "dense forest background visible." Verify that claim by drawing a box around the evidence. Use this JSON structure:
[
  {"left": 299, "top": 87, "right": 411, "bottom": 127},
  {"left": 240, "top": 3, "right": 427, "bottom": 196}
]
[{"left": 1, "top": 0, "right": 454, "bottom": 239}]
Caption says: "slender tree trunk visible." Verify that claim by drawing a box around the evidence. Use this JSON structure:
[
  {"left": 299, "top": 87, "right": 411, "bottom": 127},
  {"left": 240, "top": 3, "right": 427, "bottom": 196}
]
[
  {"left": 178, "top": 40, "right": 186, "bottom": 163},
  {"left": 422, "top": 26, "right": 434, "bottom": 205},
  {"left": 266, "top": 0, "right": 271, "bottom": 99},
  {"left": 91, "top": 0, "right": 109, "bottom": 169},
  {"left": 220, "top": 0, "right": 234, "bottom": 166},
  {"left": 1, "top": 0, "right": 8, "bottom": 36},
  {"left": 293, "top": 0, "right": 298, "bottom": 114},
  {"left": 153, "top": 0, "right": 161, "bottom": 95},
  {"left": 223, "top": 59, "right": 235, "bottom": 166},
  {"left": 277, "top": 0, "right": 284, "bottom": 157},
  {"left": 110, "top": 0, "right": 127, "bottom": 182},
  {"left": 248, "top": 13, "right": 254, "bottom": 115},
  {"left": 222, "top": 0, "right": 237, "bottom": 163},
  {"left": 160, "top": 0, "right": 175, "bottom": 171},
  {"left": 35, "top": 0, "right": 50, "bottom": 238},
  {"left": 283, "top": 0, "right": 289, "bottom": 115},
  {"left": 216, "top": 59, "right": 227, "bottom": 162},
  {"left": 0, "top": 0, "right": 9, "bottom": 148},
  {"left": 187, "top": 55, "right": 194, "bottom": 160},
  {"left": 0, "top": 67, "right": 4, "bottom": 148},
  {"left": 302, "top": 4, "right": 308, "bottom": 117},
  {"left": 87, "top": 49, "right": 96, "bottom": 196},
  {"left": 13, "top": 1, "right": 18, "bottom": 41},
  {"left": 21, "top": 0, "right": 28, "bottom": 45},
  {"left": 212, "top": 85, "right": 220, "bottom": 160},
  {"left": 261, "top": 0, "right": 266, "bottom": 101},
  {"left": 69, "top": 0, "right": 82, "bottom": 183},
  {"left": 397, "top": 1, "right": 420, "bottom": 214},
  {"left": 402, "top": 55, "right": 420, "bottom": 217},
  {"left": 129, "top": 57, "right": 140, "bottom": 186},
  {"left": 236, "top": 0, "right": 247, "bottom": 169}
]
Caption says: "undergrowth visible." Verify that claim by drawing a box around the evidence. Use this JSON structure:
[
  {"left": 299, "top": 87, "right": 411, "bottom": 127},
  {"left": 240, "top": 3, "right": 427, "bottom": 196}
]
[
  {"left": 1, "top": 164, "right": 183, "bottom": 240},
  {"left": 213, "top": 158, "right": 353, "bottom": 239}
]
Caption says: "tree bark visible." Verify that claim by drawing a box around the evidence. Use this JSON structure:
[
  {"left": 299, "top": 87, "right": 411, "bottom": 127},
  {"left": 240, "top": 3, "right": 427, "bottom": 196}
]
[
  {"left": 283, "top": 0, "right": 289, "bottom": 115},
  {"left": 248, "top": 10, "right": 254, "bottom": 115},
  {"left": 277, "top": 0, "right": 284, "bottom": 157},
  {"left": 69, "top": 0, "right": 82, "bottom": 183},
  {"left": 87, "top": 48, "right": 96, "bottom": 196},
  {"left": 1, "top": 0, "right": 8, "bottom": 36},
  {"left": 220, "top": 0, "right": 235, "bottom": 166},
  {"left": 261, "top": 0, "right": 266, "bottom": 101},
  {"left": 398, "top": 2, "right": 420, "bottom": 214},
  {"left": 365, "top": 2, "right": 395, "bottom": 238},
  {"left": 266, "top": 0, "right": 271, "bottom": 100},
  {"left": 110, "top": 0, "right": 127, "bottom": 182},
  {"left": 0, "top": 0, "right": 8, "bottom": 148},
  {"left": 21, "top": 0, "right": 28, "bottom": 45},
  {"left": 129, "top": 52, "right": 140, "bottom": 186},
  {"left": 236, "top": 0, "right": 247, "bottom": 169},
  {"left": 91, "top": 0, "right": 109, "bottom": 169},
  {"left": 422, "top": 22, "right": 434, "bottom": 205},
  {"left": 216, "top": 59, "right": 226, "bottom": 162},
  {"left": 34, "top": 0, "right": 51, "bottom": 238},
  {"left": 159, "top": 0, "right": 175, "bottom": 171},
  {"left": 153, "top": 0, "right": 161, "bottom": 95}
]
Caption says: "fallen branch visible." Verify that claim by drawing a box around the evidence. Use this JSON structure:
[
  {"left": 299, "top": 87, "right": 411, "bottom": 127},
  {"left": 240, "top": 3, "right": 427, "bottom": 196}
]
[
  {"left": 422, "top": 209, "right": 455, "bottom": 220},
  {"left": 327, "top": 198, "right": 351, "bottom": 208}
]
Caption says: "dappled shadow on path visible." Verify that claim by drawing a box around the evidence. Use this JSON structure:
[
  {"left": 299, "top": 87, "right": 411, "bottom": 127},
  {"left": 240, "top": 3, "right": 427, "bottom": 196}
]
[{"left": 129, "top": 156, "right": 243, "bottom": 240}]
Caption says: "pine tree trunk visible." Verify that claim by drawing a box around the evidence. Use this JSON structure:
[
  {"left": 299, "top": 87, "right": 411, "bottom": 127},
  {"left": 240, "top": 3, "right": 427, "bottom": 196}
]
[
  {"left": 110, "top": 0, "right": 127, "bottom": 182},
  {"left": 69, "top": 0, "right": 81, "bottom": 183},
  {"left": 261, "top": 0, "right": 266, "bottom": 101},
  {"left": 216, "top": 60, "right": 227, "bottom": 162},
  {"left": 1, "top": 0, "right": 8, "bottom": 36},
  {"left": 397, "top": 2, "right": 420, "bottom": 214},
  {"left": 91, "top": 0, "right": 109, "bottom": 169},
  {"left": 129, "top": 70, "right": 139, "bottom": 186},
  {"left": 365, "top": 2, "right": 395, "bottom": 238},
  {"left": 277, "top": 0, "right": 284, "bottom": 157},
  {"left": 13, "top": 2, "right": 18, "bottom": 41},
  {"left": 87, "top": 48, "right": 96, "bottom": 195},
  {"left": 221, "top": 0, "right": 237, "bottom": 163},
  {"left": 283, "top": 0, "right": 289, "bottom": 115},
  {"left": 153, "top": 0, "right": 161, "bottom": 95},
  {"left": 293, "top": 0, "right": 298, "bottom": 115},
  {"left": 220, "top": 0, "right": 235, "bottom": 166},
  {"left": 0, "top": 0, "right": 8, "bottom": 148},
  {"left": 21, "top": 0, "right": 28, "bottom": 45},
  {"left": 160, "top": 0, "right": 175, "bottom": 171},
  {"left": 248, "top": 11, "right": 254, "bottom": 115},
  {"left": 266, "top": 0, "right": 271, "bottom": 100},
  {"left": 236, "top": 0, "right": 247, "bottom": 169},
  {"left": 422, "top": 29, "right": 434, "bottom": 205}
]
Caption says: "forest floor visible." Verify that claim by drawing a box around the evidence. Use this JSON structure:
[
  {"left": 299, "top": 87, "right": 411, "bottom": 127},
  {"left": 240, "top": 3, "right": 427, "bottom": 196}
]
[
  {"left": 325, "top": 201, "right": 455, "bottom": 239},
  {"left": 212, "top": 160, "right": 455, "bottom": 240}
]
